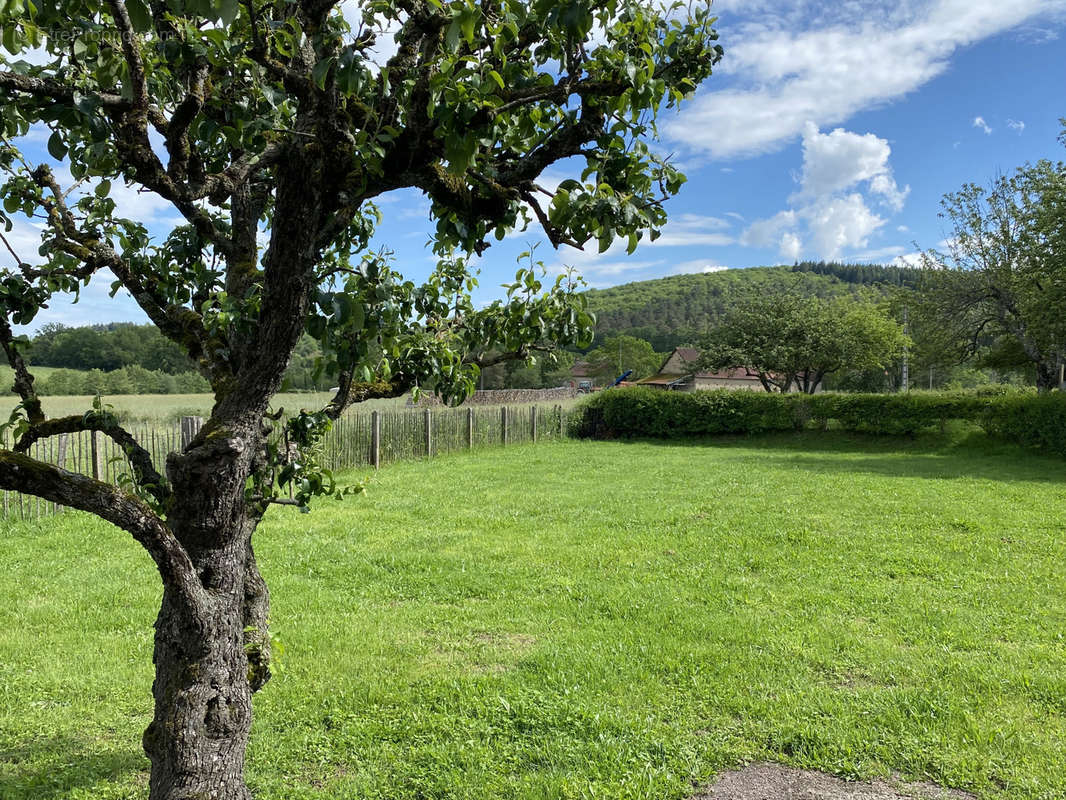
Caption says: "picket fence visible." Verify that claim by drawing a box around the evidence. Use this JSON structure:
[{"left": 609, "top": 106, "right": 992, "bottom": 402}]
[{"left": 0, "top": 403, "right": 574, "bottom": 521}]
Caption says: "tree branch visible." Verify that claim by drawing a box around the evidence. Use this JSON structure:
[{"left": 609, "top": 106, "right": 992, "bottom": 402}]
[
  {"left": 0, "top": 70, "right": 132, "bottom": 110},
  {"left": 29, "top": 165, "right": 216, "bottom": 372},
  {"left": 14, "top": 414, "right": 171, "bottom": 506},
  {"left": 0, "top": 316, "right": 44, "bottom": 424},
  {"left": 108, "top": 0, "right": 150, "bottom": 110}
]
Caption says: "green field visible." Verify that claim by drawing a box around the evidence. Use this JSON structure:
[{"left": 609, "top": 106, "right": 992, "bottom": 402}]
[
  {"left": 0, "top": 389, "right": 408, "bottom": 423},
  {"left": 1, "top": 433, "right": 1064, "bottom": 799}
]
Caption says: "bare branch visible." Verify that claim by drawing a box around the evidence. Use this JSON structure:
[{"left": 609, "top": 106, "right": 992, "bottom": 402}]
[
  {"left": 0, "top": 70, "right": 132, "bottom": 110},
  {"left": 0, "top": 230, "right": 26, "bottom": 267},
  {"left": 15, "top": 414, "right": 171, "bottom": 506}
]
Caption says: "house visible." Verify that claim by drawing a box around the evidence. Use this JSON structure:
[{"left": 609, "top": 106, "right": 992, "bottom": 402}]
[{"left": 637, "top": 347, "right": 766, "bottom": 392}]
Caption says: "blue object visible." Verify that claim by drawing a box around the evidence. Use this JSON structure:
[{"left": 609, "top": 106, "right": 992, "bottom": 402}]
[{"left": 609, "top": 370, "right": 633, "bottom": 388}]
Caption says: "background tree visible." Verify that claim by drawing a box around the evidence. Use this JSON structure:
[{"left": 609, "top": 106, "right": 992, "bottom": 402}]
[
  {"left": 0, "top": 1, "right": 722, "bottom": 798},
  {"left": 698, "top": 295, "right": 908, "bottom": 393},
  {"left": 917, "top": 150, "right": 1066, "bottom": 391},
  {"left": 582, "top": 333, "right": 662, "bottom": 381}
]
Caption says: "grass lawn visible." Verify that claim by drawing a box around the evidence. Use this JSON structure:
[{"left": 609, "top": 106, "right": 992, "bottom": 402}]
[{"left": 1, "top": 433, "right": 1064, "bottom": 799}]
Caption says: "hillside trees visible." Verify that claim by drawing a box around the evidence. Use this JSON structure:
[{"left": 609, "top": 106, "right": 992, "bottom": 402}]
[
  {"left": 0, "top": 0, "right": 722, "bottom": 797},
  {"left": 698, "top": 295, "right": 908, "bottom": 393},
  {"left": 917, "top": 152, "right": 1066, "bottom": 391}
]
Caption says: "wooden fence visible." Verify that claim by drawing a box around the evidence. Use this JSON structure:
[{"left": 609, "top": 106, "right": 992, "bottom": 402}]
[{"left": 0, "top": 403, "right": 574, "bottom": 521}]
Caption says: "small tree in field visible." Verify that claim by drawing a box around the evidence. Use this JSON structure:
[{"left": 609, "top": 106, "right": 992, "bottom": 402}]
[
  {"left": 0, "top": 1, "right": 722, "bottom": 797},
  {"left": 698, "top": 295, "right": 908, "bottom": 393}
]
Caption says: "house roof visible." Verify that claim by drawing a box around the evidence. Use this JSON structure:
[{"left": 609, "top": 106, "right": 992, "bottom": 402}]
[{"left": 571, "top": 361, "right": 595, "bottom": 378}]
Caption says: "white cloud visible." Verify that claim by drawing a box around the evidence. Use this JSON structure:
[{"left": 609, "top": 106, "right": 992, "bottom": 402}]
[
  {"left": 1007, "top": 118, "right": 1026, "bottom": 134},
  {"left": 851, "top": 245, "right": 907, "bottom": 261},
  {"left": 739, "top": 122, "right": 908, "bottom": 260},
  {"left": 665, "top": 0, "right": 1066, "bottom": 158},
  {"left": 804, "top": 194, "right": 885, "bottom": 259},
  {"left": 780, "top": 232, "right": 802, "bottom": 262},
  {"left": 740, "top": 210, "right": 796, "bottom": 249},
  {"left": 0, "top": 218, "right": 46, "bottom": 268},
  {"left": 973, "top": 116, "right": 993, "bottom": 135},
  {"left": 892, "top": 251, "right": 925, "bottom": 268},
  {"left": 797, "top": 122, "right": 909, "bottom": 211},
  {"left": 643, "top": 213, "right": 734, "bottom": 248},
  {"left": 670, "top": 260, "right": 729, "bottom": 275}
]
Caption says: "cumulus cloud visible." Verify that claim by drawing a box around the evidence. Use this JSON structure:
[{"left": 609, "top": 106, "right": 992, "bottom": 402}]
[
  {"left": 1008, "top": 118, "right": 1026, "bottom": 134},
  {"left": 797, "top": 123, "right": 909, "bottom": 211},
  {"left": 739, "top": 123, "right": 907, "bottom": 260},
  {"left": 972, "top": 116, "right": 993, "bottom": 135},
  {"left": 665, "top": 0, "right": 1066, "bottom": 158}
]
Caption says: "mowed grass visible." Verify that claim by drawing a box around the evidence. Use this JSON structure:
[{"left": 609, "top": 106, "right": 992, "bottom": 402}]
[{"left": 1, "top": 433, "right": 1065, "bottom": 799}]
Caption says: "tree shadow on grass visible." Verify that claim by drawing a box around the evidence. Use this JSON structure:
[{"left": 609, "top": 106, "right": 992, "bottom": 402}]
[
  {"left": 622, "top": 430, "right": 1066, "bottom": 485},
  {"left": 0, "top": 735, "right": 148, "bottom": 800}
]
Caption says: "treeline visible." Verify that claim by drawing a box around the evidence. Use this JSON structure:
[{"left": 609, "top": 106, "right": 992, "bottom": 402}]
[
  {"left": 27, "top": 322, "right": 197, "bottom": 372},
  {"left": 22, "top": 323, "right": 334, "bottom": 393},
  {"left": 790, "top": 260, "right": 924, "bottom": 288},
  {"left": 37, "top": 366, "right": 209, "bottom": 396}
]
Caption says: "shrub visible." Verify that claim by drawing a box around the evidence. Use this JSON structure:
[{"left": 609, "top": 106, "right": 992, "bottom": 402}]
[{"left": 569, "top": 387, "right": 1066, "bottom": 458}]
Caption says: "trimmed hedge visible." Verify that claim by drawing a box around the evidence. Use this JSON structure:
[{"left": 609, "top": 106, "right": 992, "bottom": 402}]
[{"left": 568, "top": 386, "right": 1066, "bottom": 457}]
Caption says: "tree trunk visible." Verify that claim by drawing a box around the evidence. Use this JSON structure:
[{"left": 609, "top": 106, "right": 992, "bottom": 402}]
[
  {"left": 142, "top": 540, "right": 255, "bottom": 800},
  {"left": 142, "top": 425, "right": 269, "bottom": 800},
  {"left": 1035, "top": 360, "right": 1057, "bottom": 393}
]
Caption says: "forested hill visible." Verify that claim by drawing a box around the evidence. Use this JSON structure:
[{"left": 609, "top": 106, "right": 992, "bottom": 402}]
[{"left": 584, "top": 262, "right": 919, "bottom": 350}]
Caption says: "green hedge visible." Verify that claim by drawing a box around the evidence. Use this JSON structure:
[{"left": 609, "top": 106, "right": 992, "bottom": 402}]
[{"left": 568, "top": 387, "right": 1066, "bottom": 457}]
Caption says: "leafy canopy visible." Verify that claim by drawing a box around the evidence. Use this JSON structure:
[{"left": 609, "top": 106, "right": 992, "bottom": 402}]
[
  {"left": 699, "top": 295, "right": 908, "bottom": 394},
  {"left": 916, "top": 146, "right": 1066, "bottom": 390},
  {"left": 0, "top": 0, "right": 722, "bottom": 466}
]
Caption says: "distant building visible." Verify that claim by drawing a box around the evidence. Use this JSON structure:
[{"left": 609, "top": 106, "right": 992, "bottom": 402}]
[
  {"left": 637, "top": 347, "right": 766, "bottom": 392},
  {"left": 570, "top": 361, "right": 596, "bottom": 392}
]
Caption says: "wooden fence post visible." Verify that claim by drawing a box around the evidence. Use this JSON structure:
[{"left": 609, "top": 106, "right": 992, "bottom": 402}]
[
  {"left": 55, "top": 434, "right": 69, "bottom": 513},
  {"left": 466, "top": 407, "right": 474, "bottom": 449},
  {"left": 90, "top": 430, "right": 102, "bottom": 480},
  {"left": 371, "top": 410, "right": 380, "bottom": 469},
  {"left": 180, "top": 416, "right": 204, "bottom": 450},
  {"left": 501, "top": 406, "right": 508, "bottom": 445},
  {"left": 531, "top": 404, "right": 537, "bottom": 443},
  {"left": 424, "top": 408, "right": 433, "bottom": 458},
  {"left": 557, "top": 404, "right": 564, "bottom": 437}
]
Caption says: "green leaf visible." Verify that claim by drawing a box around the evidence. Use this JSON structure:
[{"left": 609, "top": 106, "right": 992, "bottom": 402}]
[
  {"left": 125, "top": 0, "right": 153, "bottom": 32},
  {"left": 311, "top": 57, "right": 333, "bottom": 91},
  {"left": 47, "top": 131, "right": 67, "bottom": 161},
  {"left": 2, "top": 23, "right": 19, "bottom": 55},
  {"left": 94, "top": 179, "right": 111, "bottom": 198},
  {"left": 217, "top": 0, "right": 239, "bottom": 25}
]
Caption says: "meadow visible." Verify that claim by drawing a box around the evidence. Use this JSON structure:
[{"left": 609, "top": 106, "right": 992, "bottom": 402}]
[
  {"left": 0, "top": 388, "right": 406, "bottom": 423},
  {"left": 1, "top": 433, "right": 1064, "bottom": 799}
]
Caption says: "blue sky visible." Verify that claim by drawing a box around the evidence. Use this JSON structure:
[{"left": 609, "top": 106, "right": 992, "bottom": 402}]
[{"left": 4, "top": 0, "right": 1066, "bottom": 330}]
